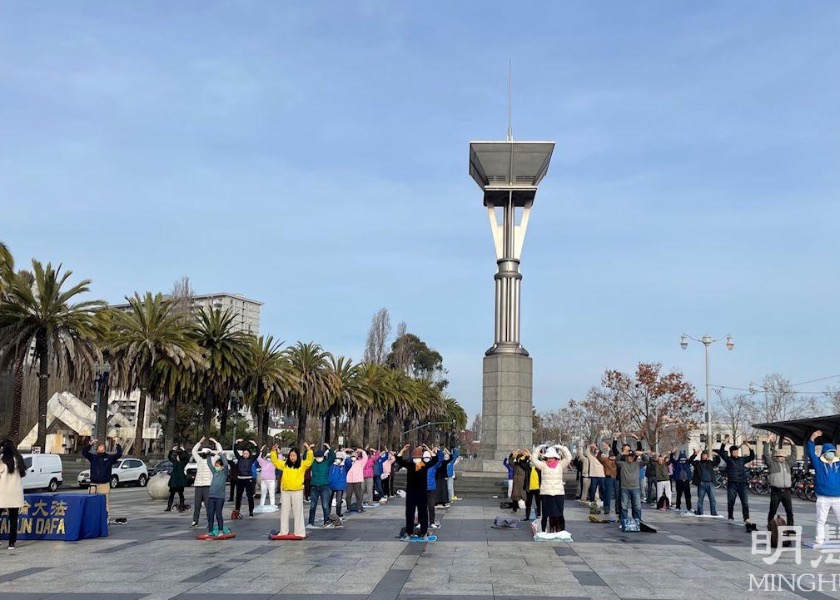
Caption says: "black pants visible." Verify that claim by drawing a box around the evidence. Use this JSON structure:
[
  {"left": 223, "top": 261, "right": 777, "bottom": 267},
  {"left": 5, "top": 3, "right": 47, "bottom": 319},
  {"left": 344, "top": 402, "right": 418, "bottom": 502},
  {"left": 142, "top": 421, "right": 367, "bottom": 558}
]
[
  {"left": 330, "top": 490, "right": 345, "bottom": 517},
  {"left": 675, "top": 480, "right": 692, "bottom": 510},
  {"left": 167, "top": 487, "right": 185, "bottom": 507},
  {"left": 0, "top": 508, "right": 18, "bottom": 546},
  {"left": 541, "top": 495, "right": 565, "bottom": 533},
  {"left": 228, "top": 478, "right": 235, "bottom": 501},
  {"left": 427, "top": 490, "right": 437, "bottom": 523},
  {"left": 235, "top": 477, "right": 255, "bottom": 515},
  {"left": 525, "top": 490, "right": 541, "bottom": 519},
  {"left": 768, "top": 486, "right": 794, "bottom": 526},
  {"left": 382, "top": 476, "right": 392, "bottom": 497},
  {"left": 406, "top": 488, "right": 429, "bottom": 536},
  {"left": 727, "top": 480, "right": 750, "bottom": 520}
]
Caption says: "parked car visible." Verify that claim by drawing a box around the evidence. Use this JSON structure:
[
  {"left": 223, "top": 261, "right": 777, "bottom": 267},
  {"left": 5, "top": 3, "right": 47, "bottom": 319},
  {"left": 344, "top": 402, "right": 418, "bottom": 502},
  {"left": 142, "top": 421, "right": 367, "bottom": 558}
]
[
  {"left": 150, "top": 459, "right": 195, "bottom": 486},
  {"left": 78, "top": 457, "right": 148, "bottom": 489},
  {"left": 22, "top": 453, "right": 63, "bottom": 492},
  {"left": 184, "top": 450, "right": 235, "bottom": 485}
]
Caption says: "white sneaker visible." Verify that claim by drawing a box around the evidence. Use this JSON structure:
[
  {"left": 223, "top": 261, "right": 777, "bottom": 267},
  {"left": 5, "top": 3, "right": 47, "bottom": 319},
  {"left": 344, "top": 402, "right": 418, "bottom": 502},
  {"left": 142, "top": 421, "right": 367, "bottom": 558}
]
[
  {"left": 7, "top": 545, "right": 15, "bottom": 550},
  {"left": 306, "top": 523, "right": 320, "bottom": 530},
  {"left": 430, "top": 522, "right": 440, "bottom": 529}
]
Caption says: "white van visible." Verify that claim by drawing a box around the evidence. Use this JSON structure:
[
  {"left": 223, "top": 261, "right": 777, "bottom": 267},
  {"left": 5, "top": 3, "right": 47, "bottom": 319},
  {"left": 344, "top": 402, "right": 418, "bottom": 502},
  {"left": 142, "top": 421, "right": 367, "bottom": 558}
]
[{"left": 22, "top": 453, "right": 63, "bottom": 492}]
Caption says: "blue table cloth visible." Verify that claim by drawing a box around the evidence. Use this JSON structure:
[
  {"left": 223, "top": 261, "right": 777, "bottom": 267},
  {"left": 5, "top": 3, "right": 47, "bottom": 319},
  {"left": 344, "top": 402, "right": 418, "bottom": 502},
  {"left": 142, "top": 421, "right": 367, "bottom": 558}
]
[{"left": 0, "top": 493, "right": 108, "bottom": 541}]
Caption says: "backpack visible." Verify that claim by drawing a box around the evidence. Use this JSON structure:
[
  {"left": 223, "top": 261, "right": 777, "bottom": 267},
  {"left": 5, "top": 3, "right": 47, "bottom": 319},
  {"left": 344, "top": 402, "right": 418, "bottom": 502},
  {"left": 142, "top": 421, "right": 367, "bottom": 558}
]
[
  {"left": 769, "top": 516, "right": 792, "bottom": 548},
  {"left": 656, "top": 492, "right": 670, "bottom": 510}
]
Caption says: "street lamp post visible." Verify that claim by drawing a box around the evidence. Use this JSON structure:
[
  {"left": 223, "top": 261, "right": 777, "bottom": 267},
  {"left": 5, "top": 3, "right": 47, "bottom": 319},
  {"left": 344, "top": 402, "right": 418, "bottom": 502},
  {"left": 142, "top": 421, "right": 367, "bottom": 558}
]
[
  {"left": 230, "top": 389, "right": 244, "bottom": 449},
  {"left": 681, "top": 333, "right": 734, "bottom": 451},
  {"left": 93, "top": 362, "right": 111, "bottom": 442}
]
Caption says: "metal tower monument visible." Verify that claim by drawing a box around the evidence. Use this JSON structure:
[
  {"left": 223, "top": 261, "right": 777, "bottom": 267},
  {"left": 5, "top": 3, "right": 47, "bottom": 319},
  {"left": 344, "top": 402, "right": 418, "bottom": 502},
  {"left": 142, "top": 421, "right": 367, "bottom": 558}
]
[{"left": 468, "top": 132, "right": 554, "bottom": 461}]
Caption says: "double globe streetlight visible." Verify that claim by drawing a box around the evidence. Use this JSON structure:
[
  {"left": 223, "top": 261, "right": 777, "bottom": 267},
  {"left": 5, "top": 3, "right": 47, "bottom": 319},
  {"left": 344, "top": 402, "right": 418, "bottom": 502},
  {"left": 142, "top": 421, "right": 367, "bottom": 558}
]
[{"left": 680, "top": 334, "right": 734, "bottom": 450}]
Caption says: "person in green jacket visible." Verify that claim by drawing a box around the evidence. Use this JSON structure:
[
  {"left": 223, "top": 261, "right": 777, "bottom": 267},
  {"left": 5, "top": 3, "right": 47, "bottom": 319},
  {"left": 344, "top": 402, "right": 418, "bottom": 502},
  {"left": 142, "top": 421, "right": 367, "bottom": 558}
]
[
  {"left": 309, "top": 443, "right": 335, "bottom": 528},
  {"left": 166, "top": 444, "right": 190, "bottom": 512}
]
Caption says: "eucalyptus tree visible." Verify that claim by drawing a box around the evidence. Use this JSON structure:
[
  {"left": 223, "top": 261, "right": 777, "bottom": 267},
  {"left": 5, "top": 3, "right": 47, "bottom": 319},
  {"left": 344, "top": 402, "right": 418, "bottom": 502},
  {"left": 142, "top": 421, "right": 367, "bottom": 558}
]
[
  {"left": 193, "top": 307, "right": 251, "bottom": 437},
  {"left": 284, "top": 342, "right": 334, "bottom": 447},
  {"left": 109, "top": 292, "right": 203, "bottom": 454},
  {"left": 0, "top": 260, "right": 105, "bottom": 450}
]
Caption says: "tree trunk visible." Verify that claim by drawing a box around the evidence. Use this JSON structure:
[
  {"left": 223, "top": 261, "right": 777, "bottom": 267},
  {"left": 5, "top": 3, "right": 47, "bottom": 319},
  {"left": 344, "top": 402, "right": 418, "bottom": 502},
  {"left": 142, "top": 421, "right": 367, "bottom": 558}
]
[
  {"left": 219, "top": 403, "right": 229, "bottom": 441},
  {"left": 362, "top": 411, "right": 371, "bottom": 446},
  {"left": 164, "top": 393, "right": 178, "bottom": 451},
  {"left": 296, "top": 409, "right": 307, "bottom": 448},
  {"left": 334, "top": 413, "right": 341, "bottom": 445},
  {"left": 323, "top": 408, "right": 332, "bottom": 445},
  {"left": 202, "top": 389, "right": 215, "bottom": 436},
  {"left": 386, "top": 411, "right": 395, "bottom": 451},
  {"left": 9, "top": 351, "right": 24, "bottom": 443},
  {"left": 261, "top": 408, "right": 270, "bottom": 446},
  {"left": 133, "top": 387, "right": 147, "bottom": 455},
  {"left": 34, "top": 332, "right": 49, "bottom": 451}
]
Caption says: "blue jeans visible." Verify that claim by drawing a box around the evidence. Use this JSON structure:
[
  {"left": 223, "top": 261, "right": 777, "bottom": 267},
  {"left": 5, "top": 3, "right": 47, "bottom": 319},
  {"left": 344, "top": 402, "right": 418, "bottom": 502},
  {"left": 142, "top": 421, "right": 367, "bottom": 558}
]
[
  {"left": 697, "top": 482, "right": 717, "bottom": 515},
  {"left": 309, "top": 485, "right": 330, "bottom": 524},
  {"left": 207, "top": 497, "right": 225, "bottom": 533},
  {"left": 621, "top": 487, "right": 641, "bottom": 520},
  {"left": 588, "top": 477, "right": 604, "bottom": 503},
  {"left": 601, "top": 477, "right": 615, "bottom": 513}
]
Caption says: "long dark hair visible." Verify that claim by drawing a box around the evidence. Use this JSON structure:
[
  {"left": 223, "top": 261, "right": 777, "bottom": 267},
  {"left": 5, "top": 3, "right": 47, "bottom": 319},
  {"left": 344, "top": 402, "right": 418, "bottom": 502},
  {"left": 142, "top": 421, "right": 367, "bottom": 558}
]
[
  {"left": 1, "top": 439, "right": 26, "bottom": 477},
  {"left": 285, "top": 447, "right": 302, "bottom": 469}
]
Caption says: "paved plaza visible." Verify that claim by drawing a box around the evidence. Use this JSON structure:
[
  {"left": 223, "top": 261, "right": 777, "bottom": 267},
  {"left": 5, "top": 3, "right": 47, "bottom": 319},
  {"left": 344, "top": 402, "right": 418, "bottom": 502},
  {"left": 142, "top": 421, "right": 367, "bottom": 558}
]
[{"left": 1, "top": 487, "right": 839, "bottom": 600}]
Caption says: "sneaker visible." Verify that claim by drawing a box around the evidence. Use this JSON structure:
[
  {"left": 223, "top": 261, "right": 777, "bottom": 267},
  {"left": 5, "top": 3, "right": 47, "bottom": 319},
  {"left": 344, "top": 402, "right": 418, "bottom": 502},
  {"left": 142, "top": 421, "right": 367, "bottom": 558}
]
[
  {"left": 222, "top": 527, "right": 232, "bottom": 535},
  {"left": 8, "top": 545, "right": 15, "bottom": 550},
  {"left": 209, "top": 528, "right": 220, "bottom": 537},
  {"left": 400, "top": 534, "right": 409, "bottom": 541},
  {"left": 711, "top": 513, "right": 719, "bottom": 517},
  {"left": 191, "top": 521, "right": 199, "bottom": 528},
  {"left": 451, "top": 496, "right": 460, "bottom": 501},
  {"left": 694, "top": 511, "right": 702, "bottom": 516},
  {"left": 249, "top": 514, "right": 254, "bottom": 518},
  {"left": 306, "top": 523, "right": 320, "bottom": 530},
  {"left": 323, "top": 522, "right": 335, "bottom": 529},
  {"left": 728, "top": 518, "right": 735, "bottom": 523},
  {"left": 443, "top": 504, "right": 451, "bottom": 508},
  {"left": 430, "top": 522, "right": 440, "bottom": 529}
]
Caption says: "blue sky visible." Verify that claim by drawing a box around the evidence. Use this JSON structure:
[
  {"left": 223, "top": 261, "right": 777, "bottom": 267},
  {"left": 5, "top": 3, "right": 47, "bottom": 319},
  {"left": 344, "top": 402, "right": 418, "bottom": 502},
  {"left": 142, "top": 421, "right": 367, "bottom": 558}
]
[{"left": 3, "top": 2, "right": 840, "bottom": 421}]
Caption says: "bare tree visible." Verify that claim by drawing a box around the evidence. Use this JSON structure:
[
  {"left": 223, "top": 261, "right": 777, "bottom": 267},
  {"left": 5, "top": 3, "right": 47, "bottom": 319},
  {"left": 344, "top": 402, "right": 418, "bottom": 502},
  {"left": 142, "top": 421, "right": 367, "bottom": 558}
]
[
  {"left": 715, "top": 391, "right": 752, "bottom": 442},
  {"left": 170, "top": 275, "right": 195, "bottom": 315},
  {"left": 389, "top": 321, "right": 411, "bottom": 374},
  {"left": 363, "top": 308, "right": 391, "bottom": 365},
  {"left": 826, "top": 385, "right": 840, "bottom": 413},
  {"left": 749, "top": 373, "right": 818, "bottom": 423}
]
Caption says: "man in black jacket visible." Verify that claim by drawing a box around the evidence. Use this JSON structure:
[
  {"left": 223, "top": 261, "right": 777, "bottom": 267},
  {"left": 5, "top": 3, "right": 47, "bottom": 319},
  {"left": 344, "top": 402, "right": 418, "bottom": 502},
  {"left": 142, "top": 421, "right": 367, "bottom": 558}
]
[
  {"left": 395, "top": 443, "right": 438, "bottom": 540},
  {"left": 691, "top": 448, "right": 720, "bottom": 516},
  {"left": 82, "top": 438, "right": 123, "bottom": 516},
  {"left": 717, "top": 435, "right": 755, "bottom": 523}
]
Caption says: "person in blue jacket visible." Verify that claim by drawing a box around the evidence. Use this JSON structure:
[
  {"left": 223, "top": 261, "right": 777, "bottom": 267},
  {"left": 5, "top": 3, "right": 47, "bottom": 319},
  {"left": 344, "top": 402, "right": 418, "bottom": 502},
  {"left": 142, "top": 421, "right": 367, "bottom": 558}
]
[
  {"left": 670, "top": 451, "right": 693, "bottom": 511},
  {"left": 327, "top": 450, "right": 352, "bottom": 521},
  {"left": 373, "top": 450, "right": 388, "bottom": 500},
  {"left": 426, "top": 447, "right": 444, "bottom": 529},
  {"left": 807, "top": 429, "right": 840, "bottom": 546},
  {"left": 503, "top": 454, "right": 514, "bottom": 499},
  {"left": 446, "top": 448, "right": 460, "bottom": 501}
]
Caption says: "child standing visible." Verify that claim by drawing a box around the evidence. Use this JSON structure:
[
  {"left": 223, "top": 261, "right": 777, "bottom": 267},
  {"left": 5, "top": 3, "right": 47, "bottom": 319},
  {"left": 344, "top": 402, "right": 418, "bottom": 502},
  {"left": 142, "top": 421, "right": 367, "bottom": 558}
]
[
  {"left": 206, "top": 451, "right": 230, "bottom": 537},
  {"left": 328, "top": 450, "right": 352, "bottom": 520},
  {"left": 257, "top": 445, "right": 277, "bottom": 508},
  {"left": 271, "top": 443, "right": 314, "bottom": 537}
]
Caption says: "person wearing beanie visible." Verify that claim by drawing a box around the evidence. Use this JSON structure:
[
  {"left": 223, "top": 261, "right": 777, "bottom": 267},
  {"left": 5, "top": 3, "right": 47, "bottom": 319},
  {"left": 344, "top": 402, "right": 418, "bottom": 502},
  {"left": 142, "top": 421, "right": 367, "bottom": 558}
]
[
  {"left": 529, "top": 444, "right": 573, "bottom": 533},
  {"left": 395, "top": 443, "right": 438, "bottom": 540},
  {"left": 717, "top": 435, "right": 755, "bottom": 523},
  {"left": 425, "top": 447, "right": 445, "bottom": 528},
  {"left": 232, "top": 438, "right": 259, "bottom": 518},
  {"left": 328, "top": 450, "right": 352, "bottom": 521},
  {"left": 691, "top": 448, "right": 720, "bottom": 516},
  {"left": 308, "top": 443, "right": 335, "bottom": 528},
  {"left": 191, "top": 436, "right": 222, "bottom": 527},
  {"left": 670, "top": 450, "right": 693, "bottom": 512},
  {"left": 807, "top": 429, "right": 840, "bottom": 546},
  {"left": 764, "top": 434, "right": 794, "bottom": 527}
]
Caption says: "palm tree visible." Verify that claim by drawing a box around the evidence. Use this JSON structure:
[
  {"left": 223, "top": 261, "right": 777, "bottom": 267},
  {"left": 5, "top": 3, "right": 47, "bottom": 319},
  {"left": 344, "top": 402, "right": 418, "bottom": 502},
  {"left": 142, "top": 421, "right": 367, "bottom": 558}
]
[
  {"left": 193, "top": 307, "right": 250, "bottom": 437},
  {"left": 0, "top": 260, "right": 105, "bottom": 450},
  {"left": 324, "top": 356, "right": 368, "bottom": 444},
  {"left": 242, "top": 335, "right": 294, "bottom": 445},
  {"left": 285, "top": 342, "right": 334, "bottom": 447},
  {"left": 109, "top": 293, "right": 203, "bottom": 454},
  {"left": 0, "top": 245, "right": 30, "bottom": 443}
]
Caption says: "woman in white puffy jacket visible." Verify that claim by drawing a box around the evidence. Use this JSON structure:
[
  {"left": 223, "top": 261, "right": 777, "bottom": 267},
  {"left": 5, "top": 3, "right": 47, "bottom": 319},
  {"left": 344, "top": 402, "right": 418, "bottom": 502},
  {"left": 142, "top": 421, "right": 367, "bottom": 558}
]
[{"left": 529, "top": 444, "right": 572, "bottom": 533}]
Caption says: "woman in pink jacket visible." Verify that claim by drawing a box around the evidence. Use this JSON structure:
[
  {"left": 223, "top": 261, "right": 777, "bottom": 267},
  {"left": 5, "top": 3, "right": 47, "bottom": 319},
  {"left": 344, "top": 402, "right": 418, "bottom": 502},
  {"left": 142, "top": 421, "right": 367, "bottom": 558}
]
[
  {"left": 363, "top": 448, "right": 379, "bottom": 505},
  {"left": 345, "top": 448, "right": 367, "bottom": 512}
]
